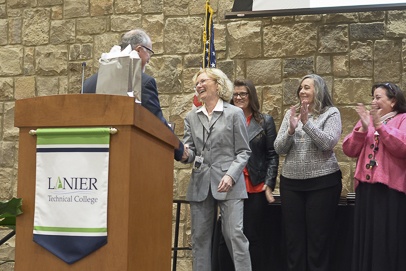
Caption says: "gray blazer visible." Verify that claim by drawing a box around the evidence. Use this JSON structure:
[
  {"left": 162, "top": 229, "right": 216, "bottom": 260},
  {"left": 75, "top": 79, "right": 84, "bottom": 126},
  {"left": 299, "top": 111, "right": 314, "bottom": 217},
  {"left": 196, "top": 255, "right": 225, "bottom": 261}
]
[{"left": 183, "top": 102, "right": 251, "bottom": 202}]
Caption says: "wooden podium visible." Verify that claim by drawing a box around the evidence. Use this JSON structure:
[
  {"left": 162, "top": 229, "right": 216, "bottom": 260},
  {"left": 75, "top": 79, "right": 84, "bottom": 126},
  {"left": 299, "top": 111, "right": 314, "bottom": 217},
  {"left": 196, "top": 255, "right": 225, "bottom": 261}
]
[{"left": 14, "top": 94, "right": 179, "bottom": 271}]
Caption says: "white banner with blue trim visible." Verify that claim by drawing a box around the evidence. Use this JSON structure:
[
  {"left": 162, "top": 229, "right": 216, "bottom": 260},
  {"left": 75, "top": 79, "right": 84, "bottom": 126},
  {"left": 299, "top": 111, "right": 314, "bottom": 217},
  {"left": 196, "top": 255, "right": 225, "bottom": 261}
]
[{"left": 33, "top": 127, "right": 111, "bottom": 264}]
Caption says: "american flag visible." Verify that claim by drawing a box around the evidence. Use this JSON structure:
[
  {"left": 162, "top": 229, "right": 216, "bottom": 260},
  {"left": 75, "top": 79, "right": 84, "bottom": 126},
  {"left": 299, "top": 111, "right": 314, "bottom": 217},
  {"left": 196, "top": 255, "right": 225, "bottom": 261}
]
[
  {"left": 194, "top": 1, "right": 216, "bottom": 107},
  {"left": 203, "top": 1, "right": 216, "bottom": 68}
]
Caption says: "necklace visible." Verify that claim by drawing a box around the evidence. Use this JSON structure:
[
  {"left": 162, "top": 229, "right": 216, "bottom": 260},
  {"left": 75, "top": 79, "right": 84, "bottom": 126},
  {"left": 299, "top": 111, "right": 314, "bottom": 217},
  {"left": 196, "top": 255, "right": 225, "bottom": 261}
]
[{"left": 368, "top": 113, "right": 396, "bottom": 168}]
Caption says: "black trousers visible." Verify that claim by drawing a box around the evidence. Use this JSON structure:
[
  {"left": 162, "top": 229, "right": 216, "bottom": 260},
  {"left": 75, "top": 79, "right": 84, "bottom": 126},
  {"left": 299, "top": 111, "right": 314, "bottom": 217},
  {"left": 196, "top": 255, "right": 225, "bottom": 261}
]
[
  {"left": 280, "top": 181, "right": 342, "bottom": 271},
  {"left": 243, "top": 191, "right": 270, "bottom": 271}
]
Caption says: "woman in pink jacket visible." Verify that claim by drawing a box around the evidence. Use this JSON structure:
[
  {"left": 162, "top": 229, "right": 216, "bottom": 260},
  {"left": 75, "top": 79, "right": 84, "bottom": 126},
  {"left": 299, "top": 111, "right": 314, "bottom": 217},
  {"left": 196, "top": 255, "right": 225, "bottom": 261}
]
[{"left": 342, "top": 82, "right": 406, "bottom": 271}]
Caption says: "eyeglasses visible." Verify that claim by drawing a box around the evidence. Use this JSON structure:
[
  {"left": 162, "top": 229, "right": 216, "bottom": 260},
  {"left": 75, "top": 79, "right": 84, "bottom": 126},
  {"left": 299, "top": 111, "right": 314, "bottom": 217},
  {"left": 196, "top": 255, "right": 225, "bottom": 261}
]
[
  {"left": 232, "top": 92, "right": 249, "bottom": 98},
  {"left": 140, "top": 45, "right": 154, "bottom": 56},
  {"left": 195, "top": 78, "right": 214, "bottom": 88}
]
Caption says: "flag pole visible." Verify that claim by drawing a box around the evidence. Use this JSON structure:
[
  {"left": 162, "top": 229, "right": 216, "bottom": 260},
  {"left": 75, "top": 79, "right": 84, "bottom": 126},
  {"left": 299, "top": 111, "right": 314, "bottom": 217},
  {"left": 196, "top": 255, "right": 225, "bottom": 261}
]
[
  {"left": 195, "top": 0, "right": 213, "bottom": 108},
  {"left": 202, "top": 0, "right": 210, "bottom": 68}
]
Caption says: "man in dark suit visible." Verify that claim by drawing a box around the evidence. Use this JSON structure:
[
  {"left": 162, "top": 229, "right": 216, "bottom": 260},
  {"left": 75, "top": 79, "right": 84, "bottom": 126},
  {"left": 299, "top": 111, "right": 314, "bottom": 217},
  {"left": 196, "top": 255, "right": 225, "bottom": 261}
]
[{"left": 83, "top": 28, "right": 185, "bottom": 161}]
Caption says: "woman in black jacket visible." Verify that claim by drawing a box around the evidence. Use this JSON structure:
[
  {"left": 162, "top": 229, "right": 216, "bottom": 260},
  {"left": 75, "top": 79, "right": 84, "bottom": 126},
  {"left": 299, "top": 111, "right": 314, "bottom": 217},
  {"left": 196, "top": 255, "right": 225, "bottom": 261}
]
[{"left": 226, "top": 79, "right": 279, "bottom": 271}]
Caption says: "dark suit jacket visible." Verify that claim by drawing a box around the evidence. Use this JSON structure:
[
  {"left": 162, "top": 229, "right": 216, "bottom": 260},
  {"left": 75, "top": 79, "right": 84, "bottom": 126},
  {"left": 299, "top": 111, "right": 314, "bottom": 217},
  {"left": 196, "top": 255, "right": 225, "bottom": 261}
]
[{"left": 83, "top": 72, "right": 184, "bottom": 161}]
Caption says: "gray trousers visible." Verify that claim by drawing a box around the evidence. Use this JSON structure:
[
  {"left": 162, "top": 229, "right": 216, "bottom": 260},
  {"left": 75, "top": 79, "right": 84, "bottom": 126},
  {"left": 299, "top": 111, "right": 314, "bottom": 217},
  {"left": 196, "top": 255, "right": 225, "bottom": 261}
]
[{"left": 190, "top": 192, "right": 252, "bottom": 271}]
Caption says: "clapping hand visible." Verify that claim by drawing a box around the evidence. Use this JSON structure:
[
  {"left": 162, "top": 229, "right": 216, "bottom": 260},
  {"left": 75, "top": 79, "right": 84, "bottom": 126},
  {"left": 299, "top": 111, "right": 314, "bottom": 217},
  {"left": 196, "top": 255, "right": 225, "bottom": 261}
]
[
  {"left": 288, "top": 106, "right": 300, "bottom": 135},
  {"left": 300, "top": 100, "right": 310, "bottom": 125},
  {"left": 288, "top": 101, "right": 310, "bottom": 135},
  {"left": 370, "top": 104, "right": 382, "bottom": 129},
  {"left": 355, "top": 103, "right": 369, "bottom": 132},
  {"left": 355, "top": 103, "right": 382, "bottom": 132}
]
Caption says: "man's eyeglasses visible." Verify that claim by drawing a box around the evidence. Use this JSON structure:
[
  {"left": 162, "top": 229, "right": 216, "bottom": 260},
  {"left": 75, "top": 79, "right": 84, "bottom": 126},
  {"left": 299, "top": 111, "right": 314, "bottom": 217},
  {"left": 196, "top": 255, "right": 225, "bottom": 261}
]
[
  {"left": 140, "top": 45, "right": 154, "bottom": 56},
  {"left": 233, "top": 92, "right": 249, "bottom": 98}
]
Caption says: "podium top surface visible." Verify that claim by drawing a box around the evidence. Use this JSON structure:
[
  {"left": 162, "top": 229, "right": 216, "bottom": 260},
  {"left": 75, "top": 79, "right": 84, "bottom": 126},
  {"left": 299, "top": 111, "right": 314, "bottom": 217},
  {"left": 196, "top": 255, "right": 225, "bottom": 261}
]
[{"left": 14, "top": 94, "right": 179, "bottom": 148}]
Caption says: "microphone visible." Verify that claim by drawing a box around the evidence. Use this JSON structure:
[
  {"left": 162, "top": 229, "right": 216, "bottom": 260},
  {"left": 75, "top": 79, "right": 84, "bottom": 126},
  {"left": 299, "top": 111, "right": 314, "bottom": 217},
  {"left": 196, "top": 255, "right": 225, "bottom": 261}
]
[{"left": 81, "top": 62, "right": 86, "bottom": 94}]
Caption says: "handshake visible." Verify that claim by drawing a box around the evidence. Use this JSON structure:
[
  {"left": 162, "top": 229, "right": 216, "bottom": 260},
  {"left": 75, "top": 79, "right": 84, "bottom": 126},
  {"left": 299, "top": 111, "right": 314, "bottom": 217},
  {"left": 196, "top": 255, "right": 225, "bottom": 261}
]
[{"left": 181, "top": 144, "right": 189, "bottom": 162}]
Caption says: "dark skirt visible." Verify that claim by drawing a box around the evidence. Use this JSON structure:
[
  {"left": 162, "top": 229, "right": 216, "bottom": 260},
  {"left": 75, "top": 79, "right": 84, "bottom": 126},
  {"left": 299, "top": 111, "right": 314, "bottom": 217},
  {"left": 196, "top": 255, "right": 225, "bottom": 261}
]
[{"left": 352, "top": 182, "right": 406, "bottom": 271}]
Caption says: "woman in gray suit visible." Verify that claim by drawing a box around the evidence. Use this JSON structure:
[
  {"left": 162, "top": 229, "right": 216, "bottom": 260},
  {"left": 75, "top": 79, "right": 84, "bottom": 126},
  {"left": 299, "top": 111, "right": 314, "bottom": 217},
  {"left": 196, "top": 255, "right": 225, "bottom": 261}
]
[{"left": 182, "top": 68, "right": 252, "bottom": 271}]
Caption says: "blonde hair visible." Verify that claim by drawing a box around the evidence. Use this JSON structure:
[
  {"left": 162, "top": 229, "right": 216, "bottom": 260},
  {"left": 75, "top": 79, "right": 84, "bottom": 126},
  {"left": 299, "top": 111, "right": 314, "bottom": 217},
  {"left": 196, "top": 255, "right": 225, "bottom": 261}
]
[{"left": 193, "top": 68, "right": 233, "bottom": 102}]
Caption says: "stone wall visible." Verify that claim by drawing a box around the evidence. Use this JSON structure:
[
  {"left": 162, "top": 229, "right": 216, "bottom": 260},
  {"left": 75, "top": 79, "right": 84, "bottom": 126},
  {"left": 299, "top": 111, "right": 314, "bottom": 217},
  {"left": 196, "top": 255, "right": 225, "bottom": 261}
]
[{"left": 1, "top": 0, "right": 406, "bottom": 270}]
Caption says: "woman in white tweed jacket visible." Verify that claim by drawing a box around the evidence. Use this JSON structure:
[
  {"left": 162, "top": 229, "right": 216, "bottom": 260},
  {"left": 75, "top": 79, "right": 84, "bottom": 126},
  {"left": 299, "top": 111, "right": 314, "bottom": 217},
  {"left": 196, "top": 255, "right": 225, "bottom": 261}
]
[{"left": 274, "top": 74, "right": 342, "bottom": 271}]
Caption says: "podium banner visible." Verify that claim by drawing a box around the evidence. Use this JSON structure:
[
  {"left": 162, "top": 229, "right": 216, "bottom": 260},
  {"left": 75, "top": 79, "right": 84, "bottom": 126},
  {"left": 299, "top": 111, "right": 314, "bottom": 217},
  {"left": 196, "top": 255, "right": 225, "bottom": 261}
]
[{"left": 33, "top": 127, "right": 111, "bottom": 264}]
